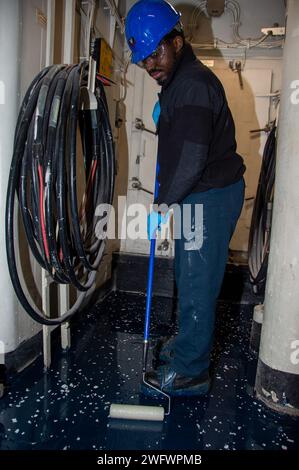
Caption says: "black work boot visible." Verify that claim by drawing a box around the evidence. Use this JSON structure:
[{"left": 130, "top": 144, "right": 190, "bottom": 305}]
[
  {"left": 152, "top": 336, "right": 174, "bottom": 368},
  {"left": 142, "top": 365, "right": 211, "bottom": 397}
]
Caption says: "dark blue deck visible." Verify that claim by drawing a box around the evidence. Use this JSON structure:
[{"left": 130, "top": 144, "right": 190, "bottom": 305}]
[{"left": 0, "top": 291, "right": 298, "bottom": 451}]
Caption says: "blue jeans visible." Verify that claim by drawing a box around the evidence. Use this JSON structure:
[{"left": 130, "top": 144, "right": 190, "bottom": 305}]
[{"left": 172, "top": 178, "right": 245, "bottom": 377}]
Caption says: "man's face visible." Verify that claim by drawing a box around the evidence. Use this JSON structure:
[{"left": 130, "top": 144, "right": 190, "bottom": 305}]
[{"left": 140, "top": 37, "right": 182, "bottom": 86}]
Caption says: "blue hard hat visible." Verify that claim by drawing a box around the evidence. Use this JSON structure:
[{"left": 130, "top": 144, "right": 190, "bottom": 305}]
[{"left": 125, "top": 0, "right": 181, "bottom": 64}]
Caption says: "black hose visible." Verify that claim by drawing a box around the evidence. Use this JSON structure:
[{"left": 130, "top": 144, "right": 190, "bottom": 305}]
[
  {"left": 248, "top": 125, "right": 276, "bottom": 295},
  {"left": 5, "top": 61, "right": 115, "bottom": 325}
]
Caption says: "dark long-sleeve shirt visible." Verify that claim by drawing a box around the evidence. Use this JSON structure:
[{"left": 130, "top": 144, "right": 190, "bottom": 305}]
[{"left": 154, "top": 43, "right": 245, "bottom": 207}]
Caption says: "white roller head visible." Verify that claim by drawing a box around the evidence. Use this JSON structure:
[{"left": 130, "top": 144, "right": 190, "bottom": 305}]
[{"left": 109, "top": 404, "right": 164, "bottom": 421}]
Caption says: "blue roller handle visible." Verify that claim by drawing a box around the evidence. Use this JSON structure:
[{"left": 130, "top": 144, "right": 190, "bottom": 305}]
[{"left": 142, "top": 162, "right": 160, "bottom": 372}]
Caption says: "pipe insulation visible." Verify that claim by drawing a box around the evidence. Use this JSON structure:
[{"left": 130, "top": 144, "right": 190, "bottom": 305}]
[
  {"left": 255, "top": 0, "right": 299, "bottom": 414},
  {"left": 0, "top": 0, "right": 21, "bottom": 351},
  {"left": 5, "top": 61, "right": 115, "bottom": 325}
]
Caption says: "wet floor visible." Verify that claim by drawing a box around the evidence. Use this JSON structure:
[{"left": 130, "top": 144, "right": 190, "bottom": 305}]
[{"left": 0, "top": 291, "right": 298, "bottom": 450}]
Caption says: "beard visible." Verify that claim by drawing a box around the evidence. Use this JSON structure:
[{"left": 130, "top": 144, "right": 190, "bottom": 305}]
[{"left": 158, "top": 49, "right": 181, "bottom": 86}]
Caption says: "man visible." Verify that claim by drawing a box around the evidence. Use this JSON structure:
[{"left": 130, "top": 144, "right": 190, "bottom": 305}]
[{"left": 125, "top": 0, "right": 245, "bottom": 396}]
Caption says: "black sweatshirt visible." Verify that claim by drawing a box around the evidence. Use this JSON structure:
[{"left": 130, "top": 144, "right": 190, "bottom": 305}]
[{"left": 154, "top": 43, "right": 246, "bottom": 207}]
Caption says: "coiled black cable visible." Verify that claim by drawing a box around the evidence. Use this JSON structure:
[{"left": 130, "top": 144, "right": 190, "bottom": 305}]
[
  {"left": 5, "top": 61, "right": 115, "bottom": 325},
  {"left": 248, "top": 125, "right": 276, "bottom": 295}
]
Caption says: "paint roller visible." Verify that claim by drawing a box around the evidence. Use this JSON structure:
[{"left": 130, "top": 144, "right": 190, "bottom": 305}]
[
  {"left": 109, "top": 404, "right": 164, "bottom": 421},
  {"left": 109, "top": 160, "right": 170, "bottom": 422}
]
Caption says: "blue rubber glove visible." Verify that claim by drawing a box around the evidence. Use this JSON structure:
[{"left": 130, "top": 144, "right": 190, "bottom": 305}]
[
  {"left": 152, "top": 100, "right": 161, "bottom": 127},
  {"left": 147, "top": 211, "right": 169, "bottom": 240}
]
